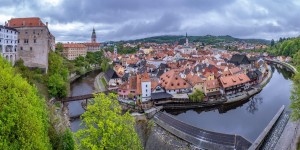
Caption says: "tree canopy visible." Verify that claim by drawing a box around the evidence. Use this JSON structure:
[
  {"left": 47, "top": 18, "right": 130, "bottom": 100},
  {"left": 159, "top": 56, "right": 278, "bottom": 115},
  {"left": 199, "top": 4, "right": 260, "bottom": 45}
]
[
  {"left": 189, "top": 89, "right": 205, "bottom": 102},
  {"left": 48, "top": 52, "right": 69, "bottom": 98},
  {"left": 0, "top": 56, "right": 51, "bottom": 149},
  {"left": 75, "top": 93, "right": 142, "bottom": 150}
]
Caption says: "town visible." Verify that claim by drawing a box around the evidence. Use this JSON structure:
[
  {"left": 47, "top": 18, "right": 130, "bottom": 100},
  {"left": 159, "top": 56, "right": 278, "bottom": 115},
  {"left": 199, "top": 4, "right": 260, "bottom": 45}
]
[
  {"left": 0, "top": 16, "right": 298, "bottom": 150},
  {"left": 0, "top": 17, "right": 293, "bottom": 110}
]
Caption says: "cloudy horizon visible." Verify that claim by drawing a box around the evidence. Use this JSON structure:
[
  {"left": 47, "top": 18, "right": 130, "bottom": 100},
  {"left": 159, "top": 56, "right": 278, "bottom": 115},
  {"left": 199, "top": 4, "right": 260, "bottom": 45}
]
[{"left": 1, "top": 0, "right": 300, "bottom": 42}]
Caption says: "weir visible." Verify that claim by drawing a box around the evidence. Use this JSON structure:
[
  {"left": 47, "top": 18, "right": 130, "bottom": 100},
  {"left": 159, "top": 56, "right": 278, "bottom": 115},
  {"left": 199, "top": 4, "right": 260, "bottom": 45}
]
[{"left": 153, "top": 112, "right": 251, "bottom": 150}]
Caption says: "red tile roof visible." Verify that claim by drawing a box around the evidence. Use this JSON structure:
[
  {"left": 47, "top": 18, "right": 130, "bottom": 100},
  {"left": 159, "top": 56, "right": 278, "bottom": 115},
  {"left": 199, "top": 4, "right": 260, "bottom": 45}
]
[
  {"left": 160, "top": 70, "right": 191, "bottom": 90},
  {"left": 7, "top": 17, "right": 46, "bottom": 27},
  {"left": 205, "top": 79, "right": 220, "bottom": 90},
  {"left": 62, "top": 43, "right": 86, "bottom": 48},
  {"left": 219, "top": 74, "right": 250, "bottom": 88}
]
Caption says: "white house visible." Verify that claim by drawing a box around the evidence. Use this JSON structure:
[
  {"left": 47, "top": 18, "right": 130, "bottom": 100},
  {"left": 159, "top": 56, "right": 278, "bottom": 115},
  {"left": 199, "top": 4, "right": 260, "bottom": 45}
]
[{"left": 0, "top": 25, "right": 18, "bottom": 64}]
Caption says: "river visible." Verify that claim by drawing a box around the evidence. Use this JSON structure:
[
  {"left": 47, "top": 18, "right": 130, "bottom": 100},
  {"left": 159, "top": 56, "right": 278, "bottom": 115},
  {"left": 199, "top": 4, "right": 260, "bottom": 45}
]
[
  {"left": 165, "top": 65, "right": 293, "bottom": 142},
  {"left": 69, "top": 70, "right": 100, "bottom": 132},
  {"left": 69, "top": 65, "right": 293, "bottom": 142}
]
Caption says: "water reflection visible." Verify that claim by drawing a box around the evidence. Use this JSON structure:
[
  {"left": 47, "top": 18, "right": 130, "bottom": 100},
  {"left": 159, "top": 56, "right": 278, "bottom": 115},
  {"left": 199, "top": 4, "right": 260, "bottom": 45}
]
[{"left": 246, "top": 97, "right": 263, "bottom": 114}]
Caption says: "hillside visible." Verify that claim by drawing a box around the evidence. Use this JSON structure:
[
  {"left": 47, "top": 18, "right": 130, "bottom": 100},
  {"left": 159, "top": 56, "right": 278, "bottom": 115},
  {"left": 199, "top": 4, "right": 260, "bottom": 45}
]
[{"left": 107, "top": 35, "right": 270, "bottom": 45}]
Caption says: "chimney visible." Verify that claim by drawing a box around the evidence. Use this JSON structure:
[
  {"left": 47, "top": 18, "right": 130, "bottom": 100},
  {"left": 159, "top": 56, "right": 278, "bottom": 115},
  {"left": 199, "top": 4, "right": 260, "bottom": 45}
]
[{"left": 46, "top": 22, "right": 48, "bottom": 27}]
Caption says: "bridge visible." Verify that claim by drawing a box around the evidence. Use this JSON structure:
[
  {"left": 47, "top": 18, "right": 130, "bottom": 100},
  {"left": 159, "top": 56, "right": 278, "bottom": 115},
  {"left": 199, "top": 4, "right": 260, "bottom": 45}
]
[
  {"left": 265, "top": 58, "right": 298, "bottom": 73},
  {"left": 153, "top": 112, "right": 251, "bottom": 150},
  {"left": 60, "top": 91, "right": 109, "bottom": 102}
]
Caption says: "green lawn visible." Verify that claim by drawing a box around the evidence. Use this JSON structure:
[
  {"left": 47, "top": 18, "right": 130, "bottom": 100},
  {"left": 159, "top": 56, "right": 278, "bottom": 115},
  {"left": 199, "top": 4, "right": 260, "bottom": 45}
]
[{"left": 101, "top": 77, "right": 107, "bottom": 88}]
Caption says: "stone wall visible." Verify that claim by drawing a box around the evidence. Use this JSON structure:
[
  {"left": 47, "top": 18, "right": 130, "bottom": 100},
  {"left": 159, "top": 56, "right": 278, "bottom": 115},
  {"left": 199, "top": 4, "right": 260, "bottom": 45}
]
[{"left": 16, "top": 26, "right": 51, "bottom": 72}]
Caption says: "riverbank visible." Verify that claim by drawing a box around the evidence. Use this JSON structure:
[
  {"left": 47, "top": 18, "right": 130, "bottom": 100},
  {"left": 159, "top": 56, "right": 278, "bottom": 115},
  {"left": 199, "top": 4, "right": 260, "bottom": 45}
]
[{"left": 225, "top": 66, "right": 272, "bottom": 104}]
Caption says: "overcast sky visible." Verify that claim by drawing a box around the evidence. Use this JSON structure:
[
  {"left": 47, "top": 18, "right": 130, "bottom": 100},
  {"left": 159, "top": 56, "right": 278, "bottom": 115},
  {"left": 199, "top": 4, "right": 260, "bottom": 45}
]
[{"left": 1, "top": 0, "right": 300, "bottom": 42}]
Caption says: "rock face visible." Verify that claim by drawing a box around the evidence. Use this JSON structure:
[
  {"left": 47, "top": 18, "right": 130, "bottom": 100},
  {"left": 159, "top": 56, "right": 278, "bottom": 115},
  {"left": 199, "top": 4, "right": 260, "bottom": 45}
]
[{"left": 136, "top": 119, "right": 198, "bottom": 150}]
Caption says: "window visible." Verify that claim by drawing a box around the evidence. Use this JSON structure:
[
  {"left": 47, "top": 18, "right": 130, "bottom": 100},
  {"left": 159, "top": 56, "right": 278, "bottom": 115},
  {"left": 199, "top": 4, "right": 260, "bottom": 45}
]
[
  {"left": 146, "top": 85, "right": 147, "bottom": 87},
  {"left": 20, "top": 47, "right": 23, "bottom": 50},
  {"left": 146, "top": 94, "right": 147, "bottom": 97},
  {"left": 34, "top": 39, "right": 36, "bottom": 43},
  {"left": 146, "top": 89, "right": 147, "bottom": 92},
  {"left": 24, "top": 39, "right": 29, "bottom": 44},
  {"left": 30, "top": 47, "right": 32, "bottom": 51}
]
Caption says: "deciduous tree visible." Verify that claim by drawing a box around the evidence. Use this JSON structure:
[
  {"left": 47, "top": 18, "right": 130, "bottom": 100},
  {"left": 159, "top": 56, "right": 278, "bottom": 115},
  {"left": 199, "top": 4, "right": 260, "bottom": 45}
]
[
  {"left": 75, "top": 93, "right": 142, "bottom": 150},
  {"left": 0, "top": 56, "right": 51, "bottom": 149}
]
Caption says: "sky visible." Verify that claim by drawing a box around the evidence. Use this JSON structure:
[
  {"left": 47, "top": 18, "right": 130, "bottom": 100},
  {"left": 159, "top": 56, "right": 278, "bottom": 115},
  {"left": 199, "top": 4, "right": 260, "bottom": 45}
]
[{"left": 1, "top": 0, "right": 300, "bottom": 42}]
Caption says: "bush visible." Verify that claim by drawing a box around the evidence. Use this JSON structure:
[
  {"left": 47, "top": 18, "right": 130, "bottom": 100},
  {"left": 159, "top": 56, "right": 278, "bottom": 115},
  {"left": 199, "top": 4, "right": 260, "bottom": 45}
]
[{"left": 189, "top": 89, "right": 205, "bottom": 102}]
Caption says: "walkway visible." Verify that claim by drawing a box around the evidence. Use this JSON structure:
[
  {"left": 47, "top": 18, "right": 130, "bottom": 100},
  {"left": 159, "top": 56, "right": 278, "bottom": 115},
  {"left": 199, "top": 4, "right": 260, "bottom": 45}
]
[
  {"left": 153, "top": 112, "right": 251, "bottom": 150},
  {"left": 94, "top": 72, "right": 107, "bottom": 92}
]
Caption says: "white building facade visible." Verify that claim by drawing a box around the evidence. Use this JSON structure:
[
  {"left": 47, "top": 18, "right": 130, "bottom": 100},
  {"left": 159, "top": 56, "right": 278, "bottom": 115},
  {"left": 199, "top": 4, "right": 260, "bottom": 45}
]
[
  {"left": 141, "top": 80, "right": 151, "bottom": 102},
  {"left": 0, "top": 25, "right": 18, "bottom": 65}
]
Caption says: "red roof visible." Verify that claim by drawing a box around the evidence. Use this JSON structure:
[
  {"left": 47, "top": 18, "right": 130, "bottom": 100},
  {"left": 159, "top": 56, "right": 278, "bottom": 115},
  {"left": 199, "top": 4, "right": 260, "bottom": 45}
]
[
  {"left": 62, "top": 43, "right": 86, "bottom": 48},
  {"left": 7, "top": 17, "right": 46, "bottom": 27}
]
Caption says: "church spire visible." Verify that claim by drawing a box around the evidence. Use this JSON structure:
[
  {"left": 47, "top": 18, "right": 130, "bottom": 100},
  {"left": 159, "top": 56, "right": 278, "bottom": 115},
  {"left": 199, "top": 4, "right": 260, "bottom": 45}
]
[
  {"left": 91, "top": 27, "right": 96, "bottom": 43},
  {"left": 185, "top": 32, "right": 188, "bottom": 46}
]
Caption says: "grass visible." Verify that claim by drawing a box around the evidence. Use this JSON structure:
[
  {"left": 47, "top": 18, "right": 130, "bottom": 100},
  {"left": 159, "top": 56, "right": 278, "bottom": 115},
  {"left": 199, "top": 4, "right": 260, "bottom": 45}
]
[{"left": 101, "top": 77, "right": 107, "bottom": 88}]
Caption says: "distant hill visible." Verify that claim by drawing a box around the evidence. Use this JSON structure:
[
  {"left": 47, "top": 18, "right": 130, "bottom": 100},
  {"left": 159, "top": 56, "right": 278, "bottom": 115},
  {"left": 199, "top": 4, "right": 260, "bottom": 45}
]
[{"left": 105, "top": 35, "right": 270, "bottom": 45}]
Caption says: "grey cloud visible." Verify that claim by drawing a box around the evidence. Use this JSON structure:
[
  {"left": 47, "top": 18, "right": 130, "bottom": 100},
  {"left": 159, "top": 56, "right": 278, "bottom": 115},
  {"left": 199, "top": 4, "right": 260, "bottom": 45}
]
[{"left": 1, "top": 0, "right": 300, "bottom": 41}]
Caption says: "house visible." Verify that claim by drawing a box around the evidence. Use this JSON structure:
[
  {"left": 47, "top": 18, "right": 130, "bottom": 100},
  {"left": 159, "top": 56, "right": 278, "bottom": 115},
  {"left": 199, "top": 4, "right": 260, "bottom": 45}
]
[
  {"left": 137, "top": 73, "right": 151, "bottom": 102},
  {"left": 160, "top": 69, "right": 192, "bottom": 94},
  {"left": 186, "top": 72, "right": 205, "bottom": 92},
  {"left": 62, "top": 43, "right": 87, "bottom": 60},
  {"left": 104, "top": 68, "right": 122, "bottom": 90},
  {"left": 229, "top": 67, "right": 242, "bottom": 75},
  {"left": 254, "top": 70, "right": 263, "bottom": 83},
  {"left": 219, "top": 74, "right": 251, "bottom": 95},
  {"left": 204, "top": 79, "right": 221, "bottom": 99},
  {"left": 246, "top": 71, "right": 259, "bottom": 85},
  {"left": 229, "top": 54, "right": 250, "bottom": 66}
]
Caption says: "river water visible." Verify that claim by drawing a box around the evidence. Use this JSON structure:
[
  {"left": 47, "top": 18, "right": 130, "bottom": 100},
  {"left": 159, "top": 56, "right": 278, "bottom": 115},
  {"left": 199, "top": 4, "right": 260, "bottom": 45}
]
[
  {"left": 69, "top": 70, "right": 100, "bottom": 132},
  {"left": 69, "top": 65, "right": 293, "bottom": 142},
  {"left": 166, "top": 65, "right": 293, "bottom": 142}
]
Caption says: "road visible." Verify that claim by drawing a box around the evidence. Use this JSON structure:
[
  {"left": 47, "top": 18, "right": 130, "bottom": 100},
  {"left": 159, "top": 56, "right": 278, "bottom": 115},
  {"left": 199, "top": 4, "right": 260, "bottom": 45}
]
[{"left": 94, "top": 72, "right": 106, "bottom": 92}]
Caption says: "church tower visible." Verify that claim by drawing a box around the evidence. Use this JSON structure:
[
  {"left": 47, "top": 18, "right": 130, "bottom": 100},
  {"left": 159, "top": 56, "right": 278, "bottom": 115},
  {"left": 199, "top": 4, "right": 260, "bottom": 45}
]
[
  {"left": 114, "top": 45, "right": 118, "bottom": 56},
  {"left": 91, "top": 28, "right": 96, "bottom": 43},
  {"left": 185, "top": 32, "right": 189, "bottom": 46}
]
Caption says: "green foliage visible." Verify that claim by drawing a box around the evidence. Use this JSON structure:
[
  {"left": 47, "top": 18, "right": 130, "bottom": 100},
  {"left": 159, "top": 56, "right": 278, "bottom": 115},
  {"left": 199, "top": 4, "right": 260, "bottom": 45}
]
[
  {"left": 48, "top": 73, "right": 68, "bottom": 98},
  {"left": 268, "top": 37, "right": 300, "bottom": 57},
  {"left": 56, "top": 42, "right": 64, "bottom": 53},
  {"left": 105, "top": 44, "right": 137, "bottom": 54},
  {"left": 114, "top": 35, "right": 269, "bottom": 45},
  {"left": 189, "top": 89, "right": 205, "bottom": 102},
  {"left": 0, "top": 56, "right": 51, "bottom": 149},
  {"left": 75, "top": 93, "right": 142, "bottom": 150},
  {"left": 101, "top": 58, "right": 112, "bottom": 72},
  {"left": 290, "top": 72, "right": 300, "bottom": 120},
  {"left": 270, "top": 39, "right": 275, "bottom": 47},
  {"left": 48, "top": 52, "right": 69, "bottom": 98},
  {"left": 101, "top": 77, "right": 107, "bottom": 88}
]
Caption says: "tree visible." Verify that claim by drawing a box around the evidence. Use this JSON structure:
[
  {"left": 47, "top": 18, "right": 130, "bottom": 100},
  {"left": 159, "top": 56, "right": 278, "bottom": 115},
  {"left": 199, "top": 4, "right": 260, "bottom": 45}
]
[
  {"left": 270, "top": 39, "right": 275, "bottom": 47},
  {"left": 189, "top": 89, "right": 205, "bottom": 102},
  {"left": 0, "top": 56, "right": 51, "bottom": 149},
  {"left": 101, "top": 58, "right": 111, "bottom": 72},
  {"left": 56, "top": 42, "right": 64, "bottom": 53},
  {"left": 48, "top": 73, "right": 68, "bottom": 98},
  {"left": 48, "top": 52, "right": 69, "bottom": 98},
  {"left": 75, "top": 93, "right": 142, "bottom": 150}
]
